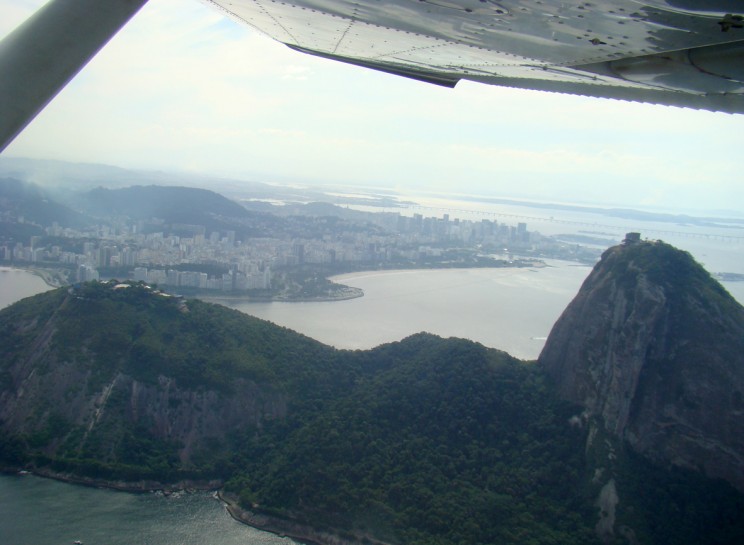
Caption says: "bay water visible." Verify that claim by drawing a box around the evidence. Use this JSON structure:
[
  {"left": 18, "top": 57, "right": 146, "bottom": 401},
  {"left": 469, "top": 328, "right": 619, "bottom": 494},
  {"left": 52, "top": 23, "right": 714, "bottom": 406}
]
[
  {"left": 211, "top": 261, "right": 592, "bottom": 360},
  {"left": 0, "top": 473, "right": 293, "bottom": 545},
  {"left": 0, "top": 267, "right": 52, "bottom": 310}
]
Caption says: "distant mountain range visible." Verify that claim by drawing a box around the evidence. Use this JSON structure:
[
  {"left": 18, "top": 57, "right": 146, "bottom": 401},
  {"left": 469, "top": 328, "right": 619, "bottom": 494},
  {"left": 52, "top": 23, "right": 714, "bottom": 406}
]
[
  {"left": 5, "top": 156, "right": 742, "bottom": 225},
  {"left": 0, "top": 177, "right": 374, "bottom": 241},
  {"left": 0, "top": 156, "right": 398, "bottom": 208},
  {"left": 1, "top": 239, "right": 743, "bottom": 544},
  {"left": 74, "top": 185, "right": 269, "bottom": 236},
  {"left": 0, "top": 177, "right": 269, "bottom": 239},
  {"left": 0, "top": 178, "right": 90, "bottom": 229}
]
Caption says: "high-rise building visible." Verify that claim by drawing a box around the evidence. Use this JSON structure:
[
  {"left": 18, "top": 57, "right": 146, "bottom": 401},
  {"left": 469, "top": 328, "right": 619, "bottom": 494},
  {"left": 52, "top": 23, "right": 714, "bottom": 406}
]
[
  {"left": 167, "top": 269, "right": 179, "bottom": 286},
  {"left": 77, "top": 265, "right": 99, "bottom": 282},
  {"left": 293, "top": 243, "right": 305, "bottom": 264}
]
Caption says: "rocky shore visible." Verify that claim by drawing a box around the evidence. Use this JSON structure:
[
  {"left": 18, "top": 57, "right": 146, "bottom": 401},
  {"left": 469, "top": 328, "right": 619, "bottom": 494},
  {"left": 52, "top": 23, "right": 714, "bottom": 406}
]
[
  {"left": 218, "top": 491, "right": 393, "bottom": 545},
  {"left": 24, "top": 467, "right": 224, "bottom": 494},
  {"left": 4, "top": 467, "right": 391, "bottom": 545}
]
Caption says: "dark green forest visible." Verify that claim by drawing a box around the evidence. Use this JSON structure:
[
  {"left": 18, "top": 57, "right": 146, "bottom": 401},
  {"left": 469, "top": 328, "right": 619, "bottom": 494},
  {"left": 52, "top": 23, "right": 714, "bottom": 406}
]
[{"left": 1, "top": 283, "right": 743, "bottom": 545}]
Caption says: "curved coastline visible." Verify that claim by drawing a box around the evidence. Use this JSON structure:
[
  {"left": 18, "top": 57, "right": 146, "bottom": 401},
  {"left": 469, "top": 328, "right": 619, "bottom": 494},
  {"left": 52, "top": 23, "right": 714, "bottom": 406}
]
[
  {"left": 12, "top": 467, "right": 223, "bottom": 494},
  {"left": 5, "top": 467, "right": 387, "bottom": 545},
  {"left": 202, "top": 287, "right": 364, "bottom": 304},
  {"left": 217, "top": 491, "right": 392, "bottom": 545},
  {"left": 0, "top": 265, "right": 66, "bottom": 288}
]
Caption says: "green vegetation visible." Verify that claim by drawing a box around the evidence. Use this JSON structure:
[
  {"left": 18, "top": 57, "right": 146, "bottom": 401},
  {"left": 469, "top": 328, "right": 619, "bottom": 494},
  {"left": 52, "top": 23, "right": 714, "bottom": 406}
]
[
  {"left": 614, "top": 448, "right": 744, "bottom": 545},
  {"left": 609, "top": 240, "right": 731, "bottom": 302},
  {"left": 603, "top": 240, "right": 743, "bottom": 365},
  {"left": 0, "top": 282, "right": 743, "bottom": 544},
  {"left": 36, "top": 281, "right": 335, "bottom": 391},
  {"left": 227, "top": 336, "right": 597, "bottom": 545}
]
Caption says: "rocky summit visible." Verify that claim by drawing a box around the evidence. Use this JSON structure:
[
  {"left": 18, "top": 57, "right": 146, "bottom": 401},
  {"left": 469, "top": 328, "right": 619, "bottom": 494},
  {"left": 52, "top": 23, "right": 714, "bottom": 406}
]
[{"left": 539, "top": 237, "right": 744, "bottom": 491}]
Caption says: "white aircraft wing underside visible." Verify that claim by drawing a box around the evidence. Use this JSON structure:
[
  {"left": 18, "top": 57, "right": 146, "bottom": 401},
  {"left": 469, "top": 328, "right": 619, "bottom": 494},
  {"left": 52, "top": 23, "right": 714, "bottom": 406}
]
[{"left": 204, "top": 0, "right": 744, "bottom": 112}]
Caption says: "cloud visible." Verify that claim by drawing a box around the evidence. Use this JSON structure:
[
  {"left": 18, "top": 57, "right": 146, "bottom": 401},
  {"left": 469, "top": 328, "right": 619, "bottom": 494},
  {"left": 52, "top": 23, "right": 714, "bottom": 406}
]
[{"left": 282, "top": 65, "right": 311, "bottom": 81}]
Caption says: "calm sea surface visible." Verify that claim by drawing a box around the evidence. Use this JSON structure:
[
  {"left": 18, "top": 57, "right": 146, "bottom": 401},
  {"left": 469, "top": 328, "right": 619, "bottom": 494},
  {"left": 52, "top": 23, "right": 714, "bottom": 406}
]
[
  {"left": 211, "top": 262, "right": 592, "bottom": 360},
  {"left": 0, "top": 267, "right": 52, "bottom": 309},
  {"left": 0, "top": 474, "right": 294, "bottom": 545}
]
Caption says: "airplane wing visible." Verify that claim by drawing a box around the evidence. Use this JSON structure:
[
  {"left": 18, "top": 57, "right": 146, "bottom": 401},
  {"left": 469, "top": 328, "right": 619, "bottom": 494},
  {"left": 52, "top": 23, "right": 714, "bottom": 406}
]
[
  {"left": 203, "top": 0, "right": 744, "bottom": 113},
  {"left": 0, "top": 0, "right": 149, "bottom": 153},
  {"left": 1, "top": 1, "right": 743, "bottom": 154}
]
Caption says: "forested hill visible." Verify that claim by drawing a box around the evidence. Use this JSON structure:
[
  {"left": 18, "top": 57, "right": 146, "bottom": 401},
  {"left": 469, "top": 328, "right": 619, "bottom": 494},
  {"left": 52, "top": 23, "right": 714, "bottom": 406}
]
[
  {"left": 1, "top": 281, "right": 743, "bottom": 545},
  {"left": 79, "top": 185, "right": 249, "bottom": 221},
  {"left": 0, "top": 177, "right": 90, "bottom": 228},
  {"left": 75, "top": 185, "right": 279, "bottom": 236}
]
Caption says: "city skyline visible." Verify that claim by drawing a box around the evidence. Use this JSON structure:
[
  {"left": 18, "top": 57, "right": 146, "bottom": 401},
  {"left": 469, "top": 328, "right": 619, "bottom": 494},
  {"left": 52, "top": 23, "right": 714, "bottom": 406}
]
[{"left": 1, "top": 0, "right": 742, "bottom": 214}]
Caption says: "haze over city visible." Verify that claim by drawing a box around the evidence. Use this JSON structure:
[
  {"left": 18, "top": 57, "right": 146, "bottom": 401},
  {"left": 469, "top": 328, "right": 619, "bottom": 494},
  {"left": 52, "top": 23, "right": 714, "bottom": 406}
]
[{"left": 1, "top": 0, "right": 743, "bottom": 214}]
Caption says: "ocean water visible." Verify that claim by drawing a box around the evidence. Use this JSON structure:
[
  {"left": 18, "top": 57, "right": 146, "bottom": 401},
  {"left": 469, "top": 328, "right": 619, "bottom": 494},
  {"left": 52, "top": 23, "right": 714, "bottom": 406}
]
[
  {"left": 0, "top": 267, "right": 52, "bottom": 309},
  {"left": 0, "top": 474, "right": 294, "bottom": 545},
  {"left": 213, "top": 262, "right": 592, "bottom": 360}
]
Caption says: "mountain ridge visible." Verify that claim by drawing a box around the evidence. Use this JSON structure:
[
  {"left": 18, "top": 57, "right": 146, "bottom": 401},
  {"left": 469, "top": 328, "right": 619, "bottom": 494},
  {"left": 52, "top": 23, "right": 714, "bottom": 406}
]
[{"left": 1, "top": 239, "right": 744, "bottom": 544}]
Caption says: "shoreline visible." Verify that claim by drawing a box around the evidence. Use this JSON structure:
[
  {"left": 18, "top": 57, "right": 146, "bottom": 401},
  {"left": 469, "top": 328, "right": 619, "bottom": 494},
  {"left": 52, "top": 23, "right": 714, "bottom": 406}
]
[
  {"left": 17, "top": 467, "right": 224, "bottom": 494},
  {"left": 200, "top": 288, "right": 364, "bottom": 304},
  {"left": 5, "top": 467, "right": 390, "bottom": 545},
  {"left": 0, "top": 265, "right": 66, "bottom": 288},
  {"left": 2, "top": 260, "right": 553, "bottom": 305},
  {"left": 217, "top": 491, "right": 393, "bottom": 545}
]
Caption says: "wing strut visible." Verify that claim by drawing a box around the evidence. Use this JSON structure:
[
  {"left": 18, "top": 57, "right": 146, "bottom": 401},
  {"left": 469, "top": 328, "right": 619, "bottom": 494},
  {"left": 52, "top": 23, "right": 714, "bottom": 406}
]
[{"left": 0, "top": 0, "right": 149, "bottom": 153}]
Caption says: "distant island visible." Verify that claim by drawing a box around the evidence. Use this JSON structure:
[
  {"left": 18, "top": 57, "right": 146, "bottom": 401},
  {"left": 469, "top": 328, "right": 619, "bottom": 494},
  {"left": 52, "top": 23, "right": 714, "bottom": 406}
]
[{"left": 716, "top": 272, "right": 744, "bottom": 282}]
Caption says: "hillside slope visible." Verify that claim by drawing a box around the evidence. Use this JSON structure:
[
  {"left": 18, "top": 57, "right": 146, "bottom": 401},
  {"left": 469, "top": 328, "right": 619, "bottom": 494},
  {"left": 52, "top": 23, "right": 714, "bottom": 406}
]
[
  {"left": 0, "top": 282, "right": 345, "bottom": 477},
  {"left": 0, "top": 177, "right": 90, "bottom": 229},
  {"left": 1, "top": 274, "right": 743, "bottom": 545}
]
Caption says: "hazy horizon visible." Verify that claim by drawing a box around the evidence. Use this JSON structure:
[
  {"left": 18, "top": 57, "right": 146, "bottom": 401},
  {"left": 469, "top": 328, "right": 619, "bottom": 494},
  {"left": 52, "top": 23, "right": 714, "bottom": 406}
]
[
  {"left": 3, "top": 155, "right": 744, "bottom": 221},
  {"left": 1, "top": 0, "right": 743, "bottom": 214}
]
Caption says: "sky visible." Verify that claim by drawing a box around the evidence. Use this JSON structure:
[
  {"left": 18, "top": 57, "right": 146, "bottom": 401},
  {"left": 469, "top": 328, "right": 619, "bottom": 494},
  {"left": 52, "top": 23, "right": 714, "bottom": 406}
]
[{"left": 1, "top": 0, "right": 743, "bottom": 214}]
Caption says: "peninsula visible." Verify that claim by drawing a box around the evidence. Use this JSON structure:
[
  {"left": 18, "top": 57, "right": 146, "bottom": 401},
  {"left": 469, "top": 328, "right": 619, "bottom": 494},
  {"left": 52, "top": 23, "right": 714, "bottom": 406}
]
[
  {"left": 1, "top": 239, "right": 743, "bottom": 544},
  {"left": 1, "top": 178, "right": 599, "bottom": 302}
]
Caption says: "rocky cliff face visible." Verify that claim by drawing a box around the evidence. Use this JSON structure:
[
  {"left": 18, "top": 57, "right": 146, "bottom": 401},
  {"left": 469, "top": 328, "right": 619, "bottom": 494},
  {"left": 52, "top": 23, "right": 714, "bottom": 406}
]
[
  {"left": 0, "top": 362, "right": 286, "bottom": 465},
  {"left": 0, "top": 283, "right": 334, "bottom": 471},
  {"left": 539, "top": 240, "right": 744, "bottom": 491}
]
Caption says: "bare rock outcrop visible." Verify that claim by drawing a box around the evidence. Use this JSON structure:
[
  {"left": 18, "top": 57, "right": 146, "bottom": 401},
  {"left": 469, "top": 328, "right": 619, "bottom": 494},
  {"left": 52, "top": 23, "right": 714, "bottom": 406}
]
[
  {"left": 0, "top": 351, "right": 286, "bottom": 465},
  {"left": 0, "top": 284, "right": 305, "bottom": 468},
  {"left": 539, "top": 240, "right": 744, "bottom": 491}
]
